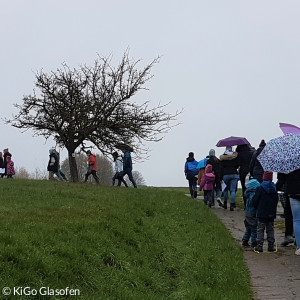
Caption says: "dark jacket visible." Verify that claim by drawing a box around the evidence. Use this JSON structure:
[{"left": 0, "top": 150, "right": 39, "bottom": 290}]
[
  {"left": 219, "top": 152, "right": 240, "bottom": 178},
  {"left": 206, "top": 155, "right": 221, "bottom": 180},
  {"left": 47, "top": 152, "right": 59, "bottom": 172},
  {"left": 123, "top": 151, "right": 132, "bottom": 171},
  {"left": 252, "top": 181, "right": 278, "bottom": 221},
  {"left": 249, "top": 147, "right": 265, "bottom": 182},
  {"left": 236, "top": 145, "right": 255, "bottom": 175},
  {"left": 286, "top": 169, "right": 300, "bottom": 197},
  {"left": 0, "top": 157, "right": 3, "bottom": 168}
]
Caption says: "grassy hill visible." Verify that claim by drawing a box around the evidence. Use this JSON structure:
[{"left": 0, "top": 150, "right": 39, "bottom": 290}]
[{"left": 0, "top": 180, "right": 252, "bottom": 299}]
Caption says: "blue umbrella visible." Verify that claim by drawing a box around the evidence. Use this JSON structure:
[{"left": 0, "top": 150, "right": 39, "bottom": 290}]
[
  {"left": 197, "top": 158, "right": 208, "bottom": 169},
  {"left": 257, "top": 133, "right": 300, "bottom": 174}
]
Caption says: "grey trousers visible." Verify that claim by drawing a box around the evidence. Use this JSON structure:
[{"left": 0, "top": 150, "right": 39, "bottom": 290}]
[{"left": 257, "top": 219, "right": 275, "bottom": 245}]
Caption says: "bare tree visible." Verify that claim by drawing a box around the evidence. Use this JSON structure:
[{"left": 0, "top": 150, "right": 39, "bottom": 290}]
[
  {"left": 6, "top": 50, "right": 180, "bottom": 182},
  {"left": 14, "top": 167, "right": 30, "bottom": 179}
]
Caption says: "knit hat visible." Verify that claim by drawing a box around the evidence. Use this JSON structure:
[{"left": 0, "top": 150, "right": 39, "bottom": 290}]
[
  {"left": 209, "top": 149, "right": 215, "bottom": 156},
  {"left": 259, "top": 139, "right": 266, "bottom": 147},
  {"left": 247, "top": 179, "right": 260, "bottom": 190},
  {"left": 263, "top": 171, "right": 273, "bottom": 181}
]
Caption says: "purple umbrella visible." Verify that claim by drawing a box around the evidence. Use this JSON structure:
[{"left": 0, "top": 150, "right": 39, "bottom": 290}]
[
  {"left": 279, "top": 123, "right": 300, "bottom": 135},
  {"left": 257, "top": 133, "right": 300, "bottom": 174},
  {"left": 216, "top": 136, "right": 250, "bottom": 147}
]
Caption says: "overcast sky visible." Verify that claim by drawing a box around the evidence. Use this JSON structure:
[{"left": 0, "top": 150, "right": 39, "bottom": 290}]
[{"left": 1, "top": 1, "right": 300, "bottom": 186}]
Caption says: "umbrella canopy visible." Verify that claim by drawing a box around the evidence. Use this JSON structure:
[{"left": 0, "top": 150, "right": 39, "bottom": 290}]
[
  {"left": 257, "top": 133, "right": 300, "bottom": 174},
  {"left": 216, "top": 136, "right": 250, "bottom": 147},
  {"left": 279, "top": 122, "right": 300, "bottom": 135},
  {"left": 115, "top": 143, "right": 134, "bottom": 152},
  {"left": 197, "top": 158, "right": 209, "bottom": 169}
]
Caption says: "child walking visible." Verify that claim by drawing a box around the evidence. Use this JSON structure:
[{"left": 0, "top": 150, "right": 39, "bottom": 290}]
[
  {"left": 252, "top": 171, "right": 278, "bottom": 252},
  {"left": 242, "top": 179, "right": 260, "bottom": 248},
  {"left": 199, "top": 164, "right": 215, "bottom": 208},
  {"left": 6, "top": 156, "right": 15, "bottom": 179}
]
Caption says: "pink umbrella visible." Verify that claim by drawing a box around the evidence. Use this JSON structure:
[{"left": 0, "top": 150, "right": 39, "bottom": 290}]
[{"left": 279, "top": 123, "right": 300, "bottom": 135}]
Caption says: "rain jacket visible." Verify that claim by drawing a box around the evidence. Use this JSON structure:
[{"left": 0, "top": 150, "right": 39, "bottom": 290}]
[
  {"left": 88, "top": 154, "right": 98, "bottom": 171},
  {"left": 252, "top": 181, "right": 278, "bottom": 221},
  {"left": 184, "top": 157, "right": 199, "bottom": 179},
  {"left": 6, "top": 156, "right": 15, "bottom": 176},
  {"left": 199, "top": 164, "right": 215, "bottom": 191},
  {"left": 123, "top": 151, "right": 132, "bottom": 171}
]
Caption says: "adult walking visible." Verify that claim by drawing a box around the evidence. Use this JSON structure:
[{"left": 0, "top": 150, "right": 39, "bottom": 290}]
[
  {"left": 276, "top": 172, "right": 294, "bottom": 246},
  {"left": 84, "top": 150, "right": 100, "bottom": 183},
  {"left": 112, "top": 152, "right": 128, "bottom": 187},
  {"left": 206, "top": 149, "right": 222, "bottom": 205},
  {"left": 249, "top": 139, "right": 266, "bottom": 183},
  {"left": 184, "top": 152, "right": 198, "bottom": 198},
  {"left": 219, "top": 146, "right": 240, "bottom": 211},
  {"left": 286, "top": 169, "right": 300, "bottom": 255},
  {"left": 47, "top": 148, "right": 64, "bottom": 181},
  {"left": 236, "top": 144, "right": 255, "bottom": 207},
  {"left": 121, "top": 148, "right": 137, "bottom": 188}
]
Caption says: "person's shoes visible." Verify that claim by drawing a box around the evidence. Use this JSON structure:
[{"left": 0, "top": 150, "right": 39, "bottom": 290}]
[
  {"left": 230, "top": 204, "right": 234, "bottom": 211},
  {"left": 223, "top": 202, "right": 227, "bottom": 210},
  {"left": 203, "top": 200, "right": 207, "bottom": 205},
  {"left": 242, "top": 240, "right": 250, "bottom": 247},
  {"left": 193, "top": 191, "right": 198, "bottom": 198},
  {"left": 254, "top": 244, "right": 263, "bottom": 253},
  {"left": 267, "top": 244, "right": 276, "bottom": 252},
  {"left": 280, "top": 235, "right": 294, "bottom": 247},
  {"left": 232, "top": 202, "right": 236, "bottom": 208},
  {"left": 217, "top": 197, "right": 223, "bottom": 207},
  {"left": 251, "top": 241, "right": 258, "bottom": 248},
  {"left": 295, "top": 248, "right": 300, "bottom": 256},
  {"left": 208, "top": 202, "right": 212, "bottom": 208}
]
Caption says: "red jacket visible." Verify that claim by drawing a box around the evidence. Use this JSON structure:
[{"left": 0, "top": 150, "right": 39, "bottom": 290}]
[
  {"left": 199, "top": 164, "right": 215, "bottom": 191},
  {"left": 88, "top": 154, "right": 98, "bottom": 171}
]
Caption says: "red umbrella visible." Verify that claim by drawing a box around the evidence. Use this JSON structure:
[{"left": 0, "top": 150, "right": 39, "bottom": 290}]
[{"left": 216, "top": 136, "right": 250, "bottom": 147}]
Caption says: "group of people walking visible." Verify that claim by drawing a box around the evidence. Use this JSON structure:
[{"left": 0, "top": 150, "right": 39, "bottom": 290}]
[
  {"left": 184, "top": 139, "right": 300, "bottom": 256},
  {"left": 0, "top": 148, "right": 15, "bottom": 179},
  {"left": 47, "top": 147, "right": 137, "bottom": 188}
]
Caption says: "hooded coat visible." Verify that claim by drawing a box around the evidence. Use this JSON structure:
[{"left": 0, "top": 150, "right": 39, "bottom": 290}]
[
  {"left": 6, "top": 156, "right": 15, "bottom": 176},
  {"left": 252, "top": 181, "right": 278, "bottom": 221},
  {"left": 184, "top": 157, "right": 198, "bottom": 179},
  {"left": 199, "top": 164, "right": 215, "bottom": 191}
]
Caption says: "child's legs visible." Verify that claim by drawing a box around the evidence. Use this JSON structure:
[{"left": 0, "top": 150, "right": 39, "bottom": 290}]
[
  {"left": 250, "top": 224, "right": 258, "bottom": 243},
  {"left": 257, "top": 220, "right": 265, "bottom": 245},
  {"left": 206, "top": 190, "right": 213, "bottom": 205},
  {"left": 243, "top": 221, "right": 251, "bottom": 241},
  {"left": 266, "top": 221, "right": 275, "bottom": 245}
]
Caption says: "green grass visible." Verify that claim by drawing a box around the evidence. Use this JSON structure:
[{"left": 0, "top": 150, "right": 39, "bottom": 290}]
[{"left": 0, "top": 180, "right": 252, "bottom": 299}]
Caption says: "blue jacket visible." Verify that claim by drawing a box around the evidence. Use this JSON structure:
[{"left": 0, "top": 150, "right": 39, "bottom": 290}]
[
  {"left": 244, "top": 188, "right": 258, "bottom": 217},
  {"left": 184, "top": 158, "right": 198, "bottom": 178},
  {"left": 123, "top": 151, "right": 132, "bottom": 170},
  {"left": 252, "top": 181, "right": 278, "bottom": 221}
]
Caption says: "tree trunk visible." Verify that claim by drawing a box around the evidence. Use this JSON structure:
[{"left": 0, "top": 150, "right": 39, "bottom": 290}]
[{"left": 68, "top": 150, "right": 79, "bottom": 182}]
